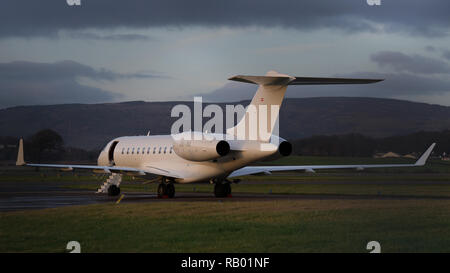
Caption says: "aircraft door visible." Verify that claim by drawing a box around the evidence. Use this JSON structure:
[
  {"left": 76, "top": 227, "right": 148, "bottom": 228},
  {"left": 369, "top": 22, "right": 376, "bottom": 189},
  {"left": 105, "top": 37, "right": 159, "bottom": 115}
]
[{"left": 108, "top": 141, "right": 119, "bottom": 166}]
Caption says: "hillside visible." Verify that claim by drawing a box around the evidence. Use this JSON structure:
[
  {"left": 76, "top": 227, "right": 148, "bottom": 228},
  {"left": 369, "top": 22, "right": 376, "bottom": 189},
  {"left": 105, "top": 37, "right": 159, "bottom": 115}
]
[{"left": 1, "top": 97, "right": 450, "bottom": 149}]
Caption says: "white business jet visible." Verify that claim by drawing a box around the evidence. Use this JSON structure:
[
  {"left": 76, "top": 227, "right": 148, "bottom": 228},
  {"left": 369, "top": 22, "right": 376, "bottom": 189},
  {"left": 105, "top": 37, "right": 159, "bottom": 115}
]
[{"left": 16, "top": 71, "right": 435, "bottom": 198}]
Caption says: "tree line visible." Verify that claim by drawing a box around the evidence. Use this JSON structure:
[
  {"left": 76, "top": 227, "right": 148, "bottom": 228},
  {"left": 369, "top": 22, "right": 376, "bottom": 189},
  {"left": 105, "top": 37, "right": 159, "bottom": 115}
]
[
  {"left": 291, "top": 131, "right": 450, "bottom": 157},
  {"left": 0, "top": 129, "right": 449, "bottom": 163},
  {"left": 0, "top": 129, "right": 99, "bottom": 163}
]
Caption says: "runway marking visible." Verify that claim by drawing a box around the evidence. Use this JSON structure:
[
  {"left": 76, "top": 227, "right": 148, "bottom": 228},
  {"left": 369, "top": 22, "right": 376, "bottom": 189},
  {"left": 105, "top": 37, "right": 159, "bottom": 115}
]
[{"left": 116, "top": 194, "right": 125, "bottom": 204}]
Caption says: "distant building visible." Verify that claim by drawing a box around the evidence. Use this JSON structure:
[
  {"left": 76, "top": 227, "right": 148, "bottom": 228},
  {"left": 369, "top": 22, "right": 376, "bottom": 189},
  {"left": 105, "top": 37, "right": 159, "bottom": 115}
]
[
  {"left": 374, "top": 151, "right": 418, "bottom": 159},
  {"left": 380, "top": 152, "right": 401, "bottom": 158},
  {"left": 403, "top": 153, "right": 417, "bottom": 159}
]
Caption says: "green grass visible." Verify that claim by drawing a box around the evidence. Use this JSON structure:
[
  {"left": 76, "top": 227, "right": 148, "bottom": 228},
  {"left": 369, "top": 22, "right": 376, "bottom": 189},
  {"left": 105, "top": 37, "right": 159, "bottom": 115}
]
[
  {"left": 1, "top": 156, "right": 449, "bottom": 253},
  {"left": 2, "top": 200, "right": 450, "bottom": 252}
]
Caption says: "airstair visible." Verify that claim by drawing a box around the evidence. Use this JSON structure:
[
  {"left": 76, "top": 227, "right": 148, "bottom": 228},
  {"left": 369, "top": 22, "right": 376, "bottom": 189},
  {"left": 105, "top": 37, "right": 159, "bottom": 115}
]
[{"left": 97, "top": 173, "right": 122, "bottom": 193}]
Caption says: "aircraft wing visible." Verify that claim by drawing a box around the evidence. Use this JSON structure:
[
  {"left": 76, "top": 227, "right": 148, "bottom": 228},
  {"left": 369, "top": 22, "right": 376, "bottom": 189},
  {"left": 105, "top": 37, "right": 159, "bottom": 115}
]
[
  {"left": 228, "top": 143, "right": 435, "bottom": 178},
  {"left": 23, "top": 163, "right": 182, "bottom": 179},
  {"left": 16, "top": 139, "right": 182, "bottom": 179}
]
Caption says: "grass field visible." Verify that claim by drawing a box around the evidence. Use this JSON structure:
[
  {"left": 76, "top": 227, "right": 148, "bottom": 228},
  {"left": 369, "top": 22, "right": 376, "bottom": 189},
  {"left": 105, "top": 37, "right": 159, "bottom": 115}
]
[
  {"left": 2, "top": 199, "right": 450, "bottom": 253},
  {"left": 0, "top": 156, "right": 449, "bottom": 253}
]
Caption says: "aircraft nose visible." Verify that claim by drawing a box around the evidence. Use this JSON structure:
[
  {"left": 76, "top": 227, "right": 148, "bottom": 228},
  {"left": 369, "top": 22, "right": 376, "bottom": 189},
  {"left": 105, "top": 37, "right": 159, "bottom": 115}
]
[{"left": 97, "top": 150, "right": 107, "bottom": 166}]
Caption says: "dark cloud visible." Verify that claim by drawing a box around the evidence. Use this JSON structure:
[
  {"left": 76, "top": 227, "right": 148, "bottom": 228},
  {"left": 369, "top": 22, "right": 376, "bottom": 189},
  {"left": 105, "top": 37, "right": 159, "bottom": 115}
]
[
  {"left": 0, "top": 0, "right": 449, "bottom": 38},
  {"left": 425, "top": 46, "right": 437, "bottom": 52},
  {"left": 67, "top": 32, "right": 153, "bottom": 41},
  {"left": 201, "top": 72, "right": 450, "bottom": 103},
  {"left": 0, "top": 60, "right": 162, "bottom": 109},
  {"left": 0, "top": 60, "right": 160, "bottom": 81},
  {"left": 443, "top": 50, "right": 450, "bottom": 61},
  {"left": 371, "top": 51, "right": 450, "bottom": 74},
  {"left": 202, "top": 49, "right": 450, "bottom": 102}
]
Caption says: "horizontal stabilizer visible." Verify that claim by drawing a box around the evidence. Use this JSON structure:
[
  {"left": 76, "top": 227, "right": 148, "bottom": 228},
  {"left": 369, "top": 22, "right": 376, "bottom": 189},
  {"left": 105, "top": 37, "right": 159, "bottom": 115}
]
[
  {"left": 289, "top": 77, "right": 383, "bottom": 85},
  {"left": 229, "top": 71, "right": 383, "bottom": 86}
]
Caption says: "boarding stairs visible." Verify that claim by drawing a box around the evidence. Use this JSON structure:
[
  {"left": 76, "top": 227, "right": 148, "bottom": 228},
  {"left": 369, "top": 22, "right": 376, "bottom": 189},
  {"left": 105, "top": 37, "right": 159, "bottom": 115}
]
[{"left": 97, "top": 173, "right": 122, "bottom": 193}]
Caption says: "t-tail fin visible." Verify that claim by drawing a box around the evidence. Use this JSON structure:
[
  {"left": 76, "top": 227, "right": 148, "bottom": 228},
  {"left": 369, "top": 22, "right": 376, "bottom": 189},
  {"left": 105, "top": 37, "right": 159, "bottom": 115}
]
[{"left": 226, "top": 70, "right": 383, "bottom": 141}]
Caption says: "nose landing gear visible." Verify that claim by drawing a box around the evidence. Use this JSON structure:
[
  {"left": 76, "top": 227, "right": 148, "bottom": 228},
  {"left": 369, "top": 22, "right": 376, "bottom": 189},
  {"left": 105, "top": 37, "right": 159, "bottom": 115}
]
[{"left": 157, "top": 177, "right": 175, "bottom": 198}]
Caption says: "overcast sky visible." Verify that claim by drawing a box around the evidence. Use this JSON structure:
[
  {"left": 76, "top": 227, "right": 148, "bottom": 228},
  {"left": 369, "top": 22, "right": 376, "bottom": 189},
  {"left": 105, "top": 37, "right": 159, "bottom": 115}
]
[{"left": 1, "top": 0, "right": 450, "bottom": 108}]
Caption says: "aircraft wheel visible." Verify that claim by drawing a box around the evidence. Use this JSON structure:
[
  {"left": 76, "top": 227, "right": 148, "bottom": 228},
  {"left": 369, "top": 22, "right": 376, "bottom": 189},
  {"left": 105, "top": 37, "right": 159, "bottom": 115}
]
[
  {"left": 108, "top": 185, "right": 120, "bottom": 196},
  {"left": 166, "top": 183, "right": 175, "bottom": 198},
  {"left": 225, "top": 183, "right": 231, "bottom": 196},
  {"left": 157, "top": 183, "right": 167, "bottom": 198},
  {"left": 214, "top": 182, "right": 230, "bottom": 198}
]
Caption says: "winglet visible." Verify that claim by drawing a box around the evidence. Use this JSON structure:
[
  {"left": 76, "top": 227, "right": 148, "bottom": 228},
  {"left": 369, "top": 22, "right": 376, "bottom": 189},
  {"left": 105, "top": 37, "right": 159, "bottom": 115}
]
[
  {"left": 415, "top": 143, "right": 436, "bottom": 166},
  {"left": 16, "top": 138, "right": 26, "bottom": 166}
]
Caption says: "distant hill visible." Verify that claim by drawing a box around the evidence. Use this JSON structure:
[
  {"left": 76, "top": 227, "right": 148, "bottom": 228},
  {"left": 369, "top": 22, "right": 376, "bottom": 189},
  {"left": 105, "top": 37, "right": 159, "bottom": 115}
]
[{"left": 1, "top": 97, "right": 450, "bottom": 149}]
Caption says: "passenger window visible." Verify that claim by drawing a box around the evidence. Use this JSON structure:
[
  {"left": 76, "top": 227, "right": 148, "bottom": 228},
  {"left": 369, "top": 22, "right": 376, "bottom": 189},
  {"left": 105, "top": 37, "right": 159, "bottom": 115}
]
[
  {"left": 153, "top": 147, "right": 156, "bottom": 154},
  {"left": 147, "top": 147, "right": 151, "bottom": 154},
  {"left": 164, "top": 147, "right": 167, "bottom": 154},
  {"left": 158, "top": 147, "right": 161, "bottom": 154},
  {"left": 122, "top": 148, "right": 125, "bottom": 154},
  {"left": 137, "top": 147, "right": 140, "bottom": 154},
  {"left": 170, "top": 147, "right": 173, "bottom": 154},
  {"left": 132, "top": 147, "right": 135, "bottom": 154}
]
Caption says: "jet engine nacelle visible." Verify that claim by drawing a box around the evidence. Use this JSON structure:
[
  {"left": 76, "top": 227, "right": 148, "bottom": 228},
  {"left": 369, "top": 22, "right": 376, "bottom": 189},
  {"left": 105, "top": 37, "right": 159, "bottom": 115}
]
[
  {"left": 278, "top": 141, "right": 292, "bottom": 156},
  {"left": 173, "top": 138, "right": 230, "bottom": 162},
  {"left": 261, "top": 136, "right": 292, "bottom": 161}
]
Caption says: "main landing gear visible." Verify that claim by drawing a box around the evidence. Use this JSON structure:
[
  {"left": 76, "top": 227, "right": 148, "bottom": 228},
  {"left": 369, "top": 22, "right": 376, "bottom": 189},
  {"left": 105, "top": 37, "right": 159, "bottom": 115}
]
[
  {"left": 157, "top": 177, "right": 175, "bottom": 198},
  {"left": 214, "top": 180, "right": 232, "bottom": 198},
  {"left": 108, "top": 185, "right": 121, "bottom": 196},
  {"left": 156, "top": 177, "right": 233, "bottom": 198}
]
